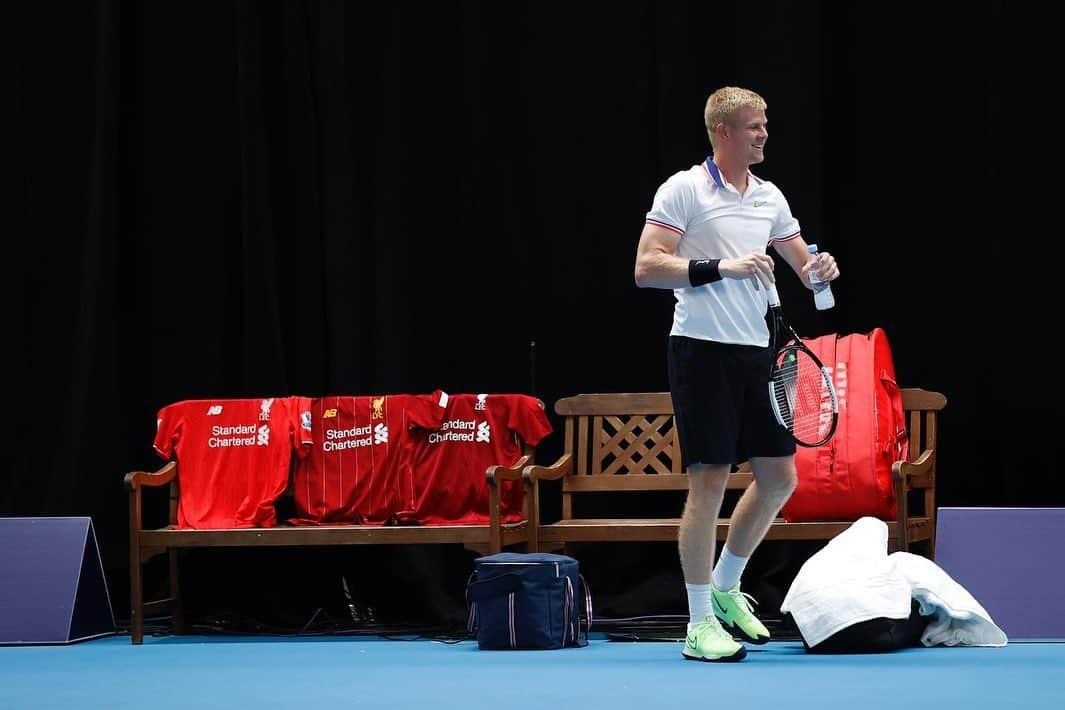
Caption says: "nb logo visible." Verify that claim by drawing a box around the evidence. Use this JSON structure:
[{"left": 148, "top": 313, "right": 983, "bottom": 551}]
[
  {"left": 323, "top": 408, "right": 338, "bottom": 419},
  {"left": 207, "top": 405, "right": 223, "bottom": 416},
  {"left": 256, "top": 425, "right": 270, "bottom": 447},
  {"left": 476, "top": 422, "right": 491, "bottom": 443},
  {"left": 374, "top": 423, "right": 389, "bottom": 444}
]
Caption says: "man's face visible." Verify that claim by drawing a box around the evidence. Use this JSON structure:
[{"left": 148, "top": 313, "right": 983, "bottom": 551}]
[{"left": 725, "top": 107, "right": 768, "bottom": 165}]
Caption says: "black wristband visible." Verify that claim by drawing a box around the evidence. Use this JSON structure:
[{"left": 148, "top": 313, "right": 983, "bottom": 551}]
[{"left": 689, "top": 259, "right": 722, "bottom": 287}]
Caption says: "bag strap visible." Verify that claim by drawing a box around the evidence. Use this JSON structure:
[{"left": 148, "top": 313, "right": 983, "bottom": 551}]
[
  {"left": 568, "top": 574, "right": 592, "bottom": 647},
  {"left": 564, "top": 577, "right": 574, "bottom": 644},
  {"left": 581, "top": 574, "right": 593, "bottom": 632},
  {"left": 880, "top": 373, "right": 909, "bottom": 460},
  {"left": 465, "top": 571, "right": 477, "bottom": 635}
]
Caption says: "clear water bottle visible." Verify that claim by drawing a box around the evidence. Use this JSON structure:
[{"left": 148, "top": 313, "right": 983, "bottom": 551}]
[{"left": 807, "top": 243, "right": 835, "bottom": 310}]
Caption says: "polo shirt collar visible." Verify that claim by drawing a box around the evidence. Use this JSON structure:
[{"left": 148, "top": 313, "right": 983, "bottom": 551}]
[
  {"left": 704, "top": 156, "right": 726, "bottom": 188},
  {"left": 703, "top": 155, "right": 765, "bottom": 190}
]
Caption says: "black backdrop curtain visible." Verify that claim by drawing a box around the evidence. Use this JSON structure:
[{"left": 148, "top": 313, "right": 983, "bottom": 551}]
[{"left": 4, "top": 1, "right": 1063, "bottom": 629}]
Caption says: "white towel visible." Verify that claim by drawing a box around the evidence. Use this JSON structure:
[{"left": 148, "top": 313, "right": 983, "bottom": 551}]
[
  {"left": 890, "top": 552, "right": 1008, "bottom": 647},
  {"left": 781, "top": 517, "right": 912, "bottom": 647},
  {"left": 781, "top": 517, "right": 1008, "bottom": 648}
]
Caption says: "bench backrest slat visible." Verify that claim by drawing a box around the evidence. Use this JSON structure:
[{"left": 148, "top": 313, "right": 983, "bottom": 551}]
[{"left": 555, "top": 389, "right": 945, "bottom": 501}]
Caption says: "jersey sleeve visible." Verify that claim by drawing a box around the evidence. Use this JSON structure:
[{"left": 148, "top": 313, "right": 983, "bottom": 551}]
[
  {"left": 506, "top": 395, "right": 553, "bottom": 446},
  {"left": 645, "top": 172, "right": 695, "bottom": 236},
  {"left": 152, "top": 402, "right": 183, "bottom": 460},
  {"left": 768, "top": 186, "right": 801, "bottom": 243},
  {"left": 406, "top": 390, "right": 449, "bottom": 430},
  {"left": 290, "top": 396, "right": 315, "bottom": 457}
]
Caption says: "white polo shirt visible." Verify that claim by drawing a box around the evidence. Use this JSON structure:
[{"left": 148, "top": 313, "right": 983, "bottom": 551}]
[{"left": 645, "top": 156, "right": 801, "bottom": 347}]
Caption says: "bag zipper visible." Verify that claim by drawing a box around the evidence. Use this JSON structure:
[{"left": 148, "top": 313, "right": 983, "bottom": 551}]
[{"left": 479, "top": 561, "right": 562, "bottom": 577}]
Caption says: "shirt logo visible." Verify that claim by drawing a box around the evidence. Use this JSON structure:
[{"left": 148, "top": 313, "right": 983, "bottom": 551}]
[
  {"left": 372, "top": 397, "right": 385, "bottom": 420},
  {"left": 753, "top": 200, "right": 768, "bottom": 207},
  {"left": 374, "top": 423, "right": 389, "bottom": 444},
  {"left": 301, "top": 411, "right": 312, "bottom": 431},
  {"left": 256, "top": 424, "right": 270, "bottom": 446},
  {"left": 207, "top": 405, "right": 223, "bottom": 416},
  {"left": 476, "top": 422, "right": 491, "bottom": 443},
  {"left": 259, "top": 398, "right": 274, "bottom": 421},
  {"left": 475, "top": 394, "right": 487, "bottom": 411},
  {"left": 323, "top": 408, "right": 338, "bottom": 419}
]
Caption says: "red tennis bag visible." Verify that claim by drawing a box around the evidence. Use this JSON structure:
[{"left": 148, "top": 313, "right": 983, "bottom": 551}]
[{"left": 781, "top": 328, "right": 908, "bottom": 522}]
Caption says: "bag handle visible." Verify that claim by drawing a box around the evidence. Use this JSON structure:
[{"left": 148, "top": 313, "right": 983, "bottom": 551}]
[
  {"left": 580, "top": 574, "right": 593, "bottom": 635},
  {"left": 465, "top": 571, "right": 477, "bottom": 635},
  {"left": 567, "top": 574, "right": 592, "bottom": 647},
  {"left": 880, "top": 372, "right": 909, "bottom": 460}
]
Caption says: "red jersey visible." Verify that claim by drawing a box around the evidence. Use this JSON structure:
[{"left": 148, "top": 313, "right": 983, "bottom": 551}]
[
  {"left": 405, "top": 394, "right": 552, "bottom": 525},
  {"left": 292, "top": 392, "right": 448, "bottom": 525},
  {"left": 153, "top": 397, "right": 313, "bottom": 529}
]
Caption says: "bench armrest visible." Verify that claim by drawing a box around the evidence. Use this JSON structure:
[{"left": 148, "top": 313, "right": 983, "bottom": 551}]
[
  {"left": 892, "top": 449, "right": 934, "bottom": 485},
  {"left": 485, "top": 455, "right": 531, "bottom": 554},
  {"left": 486, "top": 455, "right": 530, "bottom": 486},
  {"left": 124, "top": 461, "right": 177, "bottom": 491},
  {"left": 517, "top": 454, "right": 573, "bottom": 553},
  {"left": 522, "top": 453, "right": 573, "bottom": 484},
  {"left": 892, "top": 448, "right": 935, "bottom": 553},
  {"left": 126, "top": 461, "right": 179, "bottom": 542}
]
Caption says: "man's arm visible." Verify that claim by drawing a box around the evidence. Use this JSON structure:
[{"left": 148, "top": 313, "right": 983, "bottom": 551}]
[
  {"left": 635, "top": 224, "right": 777, "bottom": 290},
  {"left": 634, "top": 224, "right": 689, "bottom": 289}
]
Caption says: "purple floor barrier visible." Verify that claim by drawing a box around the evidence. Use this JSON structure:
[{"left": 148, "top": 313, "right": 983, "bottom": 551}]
[
  {"left": 0, "top": 517, "right": 116, "bottom": 644},
  {"left": 935, "top": 507, "right": 1065, "bottom": 640}
]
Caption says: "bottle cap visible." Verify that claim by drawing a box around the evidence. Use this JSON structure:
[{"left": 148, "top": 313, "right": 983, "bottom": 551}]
[{"left": 806, "top": 243, "right": 819, "bottom": 253}]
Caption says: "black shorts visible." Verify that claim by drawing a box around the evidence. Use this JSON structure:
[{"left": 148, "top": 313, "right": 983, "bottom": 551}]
[{"left": 668, "top": 335, "right": 795, "bottom": 467}]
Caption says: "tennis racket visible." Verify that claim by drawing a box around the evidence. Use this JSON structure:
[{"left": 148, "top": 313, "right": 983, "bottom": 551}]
[{"left": 765, "top": 284, "right": 838, "bottom": 447}]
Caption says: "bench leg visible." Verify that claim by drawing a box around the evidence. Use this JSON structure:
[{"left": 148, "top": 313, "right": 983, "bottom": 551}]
[
  {"left": 170, "top": 549, "right": 185, "bottom": 635},
  {"left": 129, "top": 543, "right": 144, "bottom": 645}
]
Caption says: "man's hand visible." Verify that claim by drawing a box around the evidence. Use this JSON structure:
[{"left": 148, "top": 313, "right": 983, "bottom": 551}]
[
  {"left": 802, "top": 251, "right": 840, "bottom": 282},
  {"left": 720, "top": 252, "right": 775, "bottom": 290}
]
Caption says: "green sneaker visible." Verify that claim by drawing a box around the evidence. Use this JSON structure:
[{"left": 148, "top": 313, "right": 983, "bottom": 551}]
[
  {"left": 711, "top": 585, "right": 770, "bottom": 645},
  {"left": 682, "top": 614, "right": 747, "bottom": 662}
]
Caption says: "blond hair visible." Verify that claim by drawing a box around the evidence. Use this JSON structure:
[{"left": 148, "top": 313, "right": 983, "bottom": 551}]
[{"left": 704, "top": 87, "right": 767, "bottom": 148}]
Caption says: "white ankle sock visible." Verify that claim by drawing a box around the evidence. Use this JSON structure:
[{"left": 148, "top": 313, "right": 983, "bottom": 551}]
[
  {"left": 686, "top": 583, "right": 712, "bottom": 632},
  {"left": 711, "top": 547, "right": 749, "bottom": 592}
]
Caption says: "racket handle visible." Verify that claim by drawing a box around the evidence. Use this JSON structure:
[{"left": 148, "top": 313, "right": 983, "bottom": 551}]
[{"left": 766, "top": 284, "right": 781, "bottom": 307}]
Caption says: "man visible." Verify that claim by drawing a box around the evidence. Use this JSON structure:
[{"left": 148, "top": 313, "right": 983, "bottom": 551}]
[{"left": 634, "top": 86, "right": 840, "bottom": 662}]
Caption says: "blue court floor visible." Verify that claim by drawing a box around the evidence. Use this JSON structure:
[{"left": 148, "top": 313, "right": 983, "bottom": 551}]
[{"left": 2, "top": 634, "right": 1063, "bottom": 709}]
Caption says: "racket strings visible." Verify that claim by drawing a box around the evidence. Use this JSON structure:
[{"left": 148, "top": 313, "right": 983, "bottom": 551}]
[{"left": 770, "top": 350, "right": 834, "bottom": 442}]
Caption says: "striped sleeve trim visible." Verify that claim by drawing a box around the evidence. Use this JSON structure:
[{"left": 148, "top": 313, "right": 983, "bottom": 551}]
[
  {"left": 645, "top": 218, "right": 685, "bottom": 236},
  {"left": 769, "top": 230, "right": 801, "bottom": 244}
]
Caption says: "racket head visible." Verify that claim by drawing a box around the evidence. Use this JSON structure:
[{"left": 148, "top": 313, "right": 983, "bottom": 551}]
[{"left": 768, "top": 343, "right": 838, "bottom": 448}]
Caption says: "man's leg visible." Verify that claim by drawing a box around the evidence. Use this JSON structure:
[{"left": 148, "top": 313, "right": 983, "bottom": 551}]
[
  {"left": 711, "top": 455, "right": 797, "bottom": 643},
  {"left": 722, "top": 455, "right": 797, "bottom": 557},
  {"left": 679, "top": 463, "right": 746, "bottom": 662},
  {"left": 679, "top": 463, "right": 730, "bottom": 585}
]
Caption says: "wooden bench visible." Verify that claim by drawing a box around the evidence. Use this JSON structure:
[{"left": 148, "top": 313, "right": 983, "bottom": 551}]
[
  {"left": 519, "top": 389, "right": 946, "bottom": 556},
  {"left": 125, "top": 450, "right": 534, "bottom": 644}
]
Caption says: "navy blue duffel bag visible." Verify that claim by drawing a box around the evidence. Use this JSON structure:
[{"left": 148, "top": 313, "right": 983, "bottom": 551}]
[{"left": 466, "top": 553, "right": 592, "bottom": 650}]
